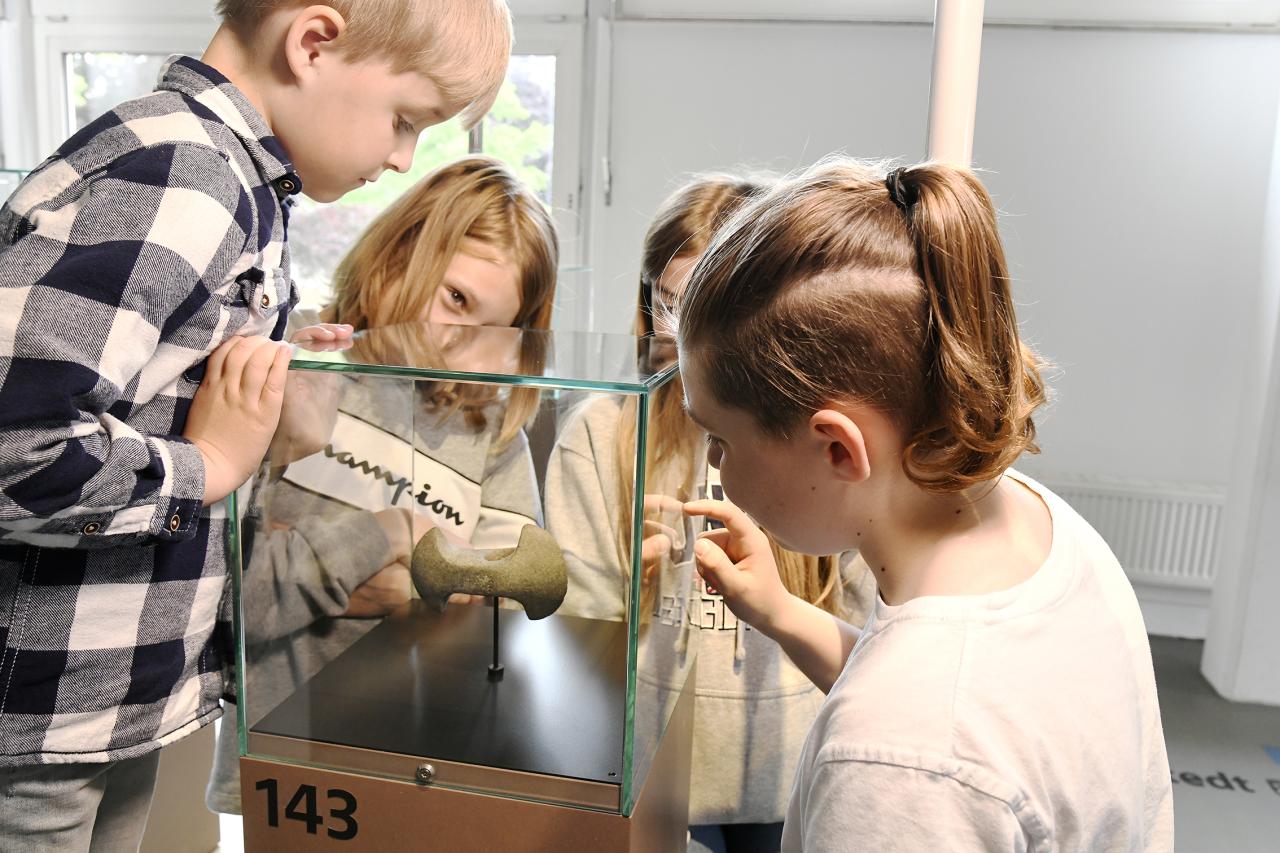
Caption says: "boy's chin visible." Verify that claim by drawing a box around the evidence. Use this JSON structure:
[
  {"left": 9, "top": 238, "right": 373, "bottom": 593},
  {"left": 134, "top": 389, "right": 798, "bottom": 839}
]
[{"left": 302, "top": 186, "right": 346, "bottom": 204}]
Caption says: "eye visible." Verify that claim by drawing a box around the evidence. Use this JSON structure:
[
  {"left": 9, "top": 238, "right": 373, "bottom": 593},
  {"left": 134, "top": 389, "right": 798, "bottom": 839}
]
[
  {"left": 445, "top": 287, "right": 467, "bottom": 310},
  {"left": 395, "top": 115, "right": 416, "bottom": 135}
]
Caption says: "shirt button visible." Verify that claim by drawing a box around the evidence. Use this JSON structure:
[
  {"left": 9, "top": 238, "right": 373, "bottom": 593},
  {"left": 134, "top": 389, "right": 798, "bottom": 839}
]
[
  {"left": 82, "top": 521, "right": 101, "bottom": 535},
  {"left": 260, "top": 293, "right": 271, "bottom": 309},
  {"left": 169, "top": 514, "right": 182, "bottom": 532},
  {"left": 277, "top": 177, "right": 298, "bottom": 194}
]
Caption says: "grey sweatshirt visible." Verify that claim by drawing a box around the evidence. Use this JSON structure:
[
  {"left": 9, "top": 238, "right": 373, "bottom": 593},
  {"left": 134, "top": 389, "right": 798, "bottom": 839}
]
[
  {"left": 544, "top": 396, "right": 875, "bottom": 826},
  {"left": 207, "top": 313, "right": 541, "bottom": 813}
]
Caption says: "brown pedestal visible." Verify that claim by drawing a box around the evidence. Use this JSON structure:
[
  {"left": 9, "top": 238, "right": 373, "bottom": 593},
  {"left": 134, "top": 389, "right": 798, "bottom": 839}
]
[{"left": 240, "top": 672, "right": 694, "bottom": 852}]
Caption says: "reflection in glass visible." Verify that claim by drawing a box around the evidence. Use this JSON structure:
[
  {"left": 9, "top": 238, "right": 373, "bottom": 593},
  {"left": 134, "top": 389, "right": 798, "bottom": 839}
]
[{"left": 231, "top": 323, "right": 694, "bottom": 815}]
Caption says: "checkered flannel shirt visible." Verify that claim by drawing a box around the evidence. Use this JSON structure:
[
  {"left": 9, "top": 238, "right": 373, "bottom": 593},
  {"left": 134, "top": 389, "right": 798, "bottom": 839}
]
[{"left": 0, "top": 56, "right": 302, "bottom": 765}]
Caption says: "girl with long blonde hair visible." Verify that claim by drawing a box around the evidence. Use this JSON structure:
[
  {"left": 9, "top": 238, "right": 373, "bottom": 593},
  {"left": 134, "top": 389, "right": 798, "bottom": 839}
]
[{"left": 208, "top": 156, "right": 559, "bottom": 815}]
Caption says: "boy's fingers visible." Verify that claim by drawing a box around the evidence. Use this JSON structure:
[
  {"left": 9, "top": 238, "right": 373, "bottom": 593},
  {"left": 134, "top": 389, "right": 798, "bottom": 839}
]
[
  {"left": 261, "top": 344, "right": 291, "bottom": 404},
  {"left": 684, "top": 499, "right": 768, "bottom": 548},
  {"left": 238, "top": 338, "right": 279, "bottom": 399},
  {"left": 222, "top": 336, "right": 271, "bottom": 387},
  {"left": 204, "top": 336, "right": 243, "bottom": 384}
]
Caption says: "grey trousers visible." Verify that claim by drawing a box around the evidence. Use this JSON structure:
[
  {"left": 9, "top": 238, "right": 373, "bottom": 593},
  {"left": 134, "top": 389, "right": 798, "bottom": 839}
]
[{"left": 0, "top": 752, "right": 160, "bottom": 853}]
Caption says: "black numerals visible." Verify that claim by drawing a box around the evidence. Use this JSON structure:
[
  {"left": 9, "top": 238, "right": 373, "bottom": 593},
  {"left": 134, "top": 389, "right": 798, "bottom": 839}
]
[
  {"left": 327, "top": 788, "right": 359, "bottom": 841},
  {"left": 255, "top": 778, "right": 359, "bottom": 841},
  {"left": 285, "top": 784, "right": 323, "bottom": 834},
  {"left": 254, "top": 779, "right": 279, "bottom": 827}
]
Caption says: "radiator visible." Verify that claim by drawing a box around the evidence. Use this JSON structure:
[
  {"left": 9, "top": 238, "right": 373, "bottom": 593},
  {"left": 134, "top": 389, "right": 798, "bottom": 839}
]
[{"left": 1040, "top": 477, "right": 1225, "bottom": 590}]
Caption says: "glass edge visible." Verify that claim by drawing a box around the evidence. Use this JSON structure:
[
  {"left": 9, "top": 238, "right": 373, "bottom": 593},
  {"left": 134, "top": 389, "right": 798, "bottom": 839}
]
[
  {"left": 226, "top": 488, "right": 249, "bottom": 757},
  {"left": 643, "top": 362, "right": 681, "bottom": 390},
  {"left": 621, "top": 393, "right": 649, "bottom": 816},
  {"left": 288, "top": 358, "right": 657, "bottom": 394}
]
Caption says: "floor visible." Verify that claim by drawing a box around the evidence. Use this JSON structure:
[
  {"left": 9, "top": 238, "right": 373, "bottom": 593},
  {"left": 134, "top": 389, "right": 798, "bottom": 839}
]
[
  {"left": 1151, "top": 637, "right": 1280, "bottom": 851},
  {"left": 215, "top": 638, "right": 1280, "bottom": 851}
]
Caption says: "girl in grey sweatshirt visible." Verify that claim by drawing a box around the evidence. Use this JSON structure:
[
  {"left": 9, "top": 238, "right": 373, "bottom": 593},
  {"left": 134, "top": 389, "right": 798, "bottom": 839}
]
[{"left": 544, "top": 176, "right": 874, "bottom": 852}]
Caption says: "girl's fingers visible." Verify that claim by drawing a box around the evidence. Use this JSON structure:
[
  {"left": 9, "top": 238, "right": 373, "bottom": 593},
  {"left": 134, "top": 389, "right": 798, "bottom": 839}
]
[
  {"left": 641, "top": 533, "right": 673, "bottom": 563},
  {"left": 693, "top": 536, "right": 736, "bottom": 593},
  {"left": 643, "top": 493, "right": 685, "bottom": 516},
  {"left": 684, "top": 499, "right": 768, "bottom": 548},
  {"left": 291, "top": 323, "right": 354, "bottom": 342}
]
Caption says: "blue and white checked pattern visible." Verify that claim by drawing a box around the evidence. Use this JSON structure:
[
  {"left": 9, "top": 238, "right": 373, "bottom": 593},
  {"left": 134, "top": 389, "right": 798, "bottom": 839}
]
[{"left": 0, "top": 56, "right": 301, "bottom": 765}]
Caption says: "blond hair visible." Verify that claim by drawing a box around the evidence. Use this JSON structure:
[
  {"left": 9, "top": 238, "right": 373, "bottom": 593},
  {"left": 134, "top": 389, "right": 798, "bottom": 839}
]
[
  {"left": 216, "top": 0, "right": 512, "bottom": 128},
  {"left": 327, "top": 155, "right": 558, "bottom": 446},
  {"left": 680, "top": 158, "right": 1047, "bottom": 494},
  {"left": 620, "top": 175, "right": 844, "bottom": 617}
]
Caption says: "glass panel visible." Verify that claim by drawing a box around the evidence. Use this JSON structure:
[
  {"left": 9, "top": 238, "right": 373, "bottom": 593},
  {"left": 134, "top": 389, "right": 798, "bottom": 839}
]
[
  {"left": 290, "top": 323, "right": 678, "bottom": 392},
  {"left": 65, "top": 52, "right": 167, "bottom": 131},
  {"left": 235, "top": 322, "right": 695, "bottom": 814},
  {"left": 289, "top": 54, "right": 557, "bottom": 309}
]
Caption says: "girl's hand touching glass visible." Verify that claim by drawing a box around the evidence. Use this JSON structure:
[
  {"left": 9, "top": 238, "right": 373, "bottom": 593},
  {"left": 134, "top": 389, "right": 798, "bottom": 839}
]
[{"left": 683, "top": 499, "right": 791, "bottom": 632}]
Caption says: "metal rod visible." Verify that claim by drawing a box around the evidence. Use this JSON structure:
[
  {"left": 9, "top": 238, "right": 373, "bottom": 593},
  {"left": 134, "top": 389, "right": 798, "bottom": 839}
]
[{"left": 487, "top": 596, "right": 504, "bottom": 681}]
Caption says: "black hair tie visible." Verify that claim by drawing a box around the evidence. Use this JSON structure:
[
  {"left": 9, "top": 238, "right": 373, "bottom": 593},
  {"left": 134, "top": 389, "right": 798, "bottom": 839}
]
[{"left": 885, "top": 167, "right": 918, "bottom": 218}]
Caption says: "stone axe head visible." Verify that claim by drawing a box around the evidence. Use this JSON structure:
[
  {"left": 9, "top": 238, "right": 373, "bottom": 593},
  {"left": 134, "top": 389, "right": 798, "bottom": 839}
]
[{"left": 410, "top": 524, "right": 568, "bottom": 620}]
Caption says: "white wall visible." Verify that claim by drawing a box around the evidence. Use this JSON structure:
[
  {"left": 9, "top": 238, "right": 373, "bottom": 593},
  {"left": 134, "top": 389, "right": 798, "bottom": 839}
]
[
  {"left": 595, "top": 20, "right": 1280, "bottom": 491},
  {"left": 975, "top": 27, "right": 1280, "bottom": 487},
  {"left": 594, "top": 20, "right": 934, "bottom": 330}
]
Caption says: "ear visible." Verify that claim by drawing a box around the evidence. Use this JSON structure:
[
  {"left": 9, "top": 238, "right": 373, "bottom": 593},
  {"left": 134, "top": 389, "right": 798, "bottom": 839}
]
[
  {"left": 283, "top": 4, "right": 347, "bottom": 83},
  {"left": 809, "top": 408, "right": 871, "bottom": 484}
]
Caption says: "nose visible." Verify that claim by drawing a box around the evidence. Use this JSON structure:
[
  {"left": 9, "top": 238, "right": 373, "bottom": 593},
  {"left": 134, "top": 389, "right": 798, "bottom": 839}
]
[{"left": 386, "top": 136, "right": 416, "bottom": 174}]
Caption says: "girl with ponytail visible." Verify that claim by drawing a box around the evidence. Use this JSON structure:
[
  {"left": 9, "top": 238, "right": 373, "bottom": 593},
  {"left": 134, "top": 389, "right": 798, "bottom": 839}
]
[{"left": 679, "top": 159, "right": 1172, "bottom": 851}]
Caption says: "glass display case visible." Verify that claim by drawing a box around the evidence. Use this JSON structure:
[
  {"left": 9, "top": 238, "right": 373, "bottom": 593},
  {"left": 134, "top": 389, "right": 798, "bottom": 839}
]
[{"left": 231, "top": 321, "right": 699, "bottom": 850}]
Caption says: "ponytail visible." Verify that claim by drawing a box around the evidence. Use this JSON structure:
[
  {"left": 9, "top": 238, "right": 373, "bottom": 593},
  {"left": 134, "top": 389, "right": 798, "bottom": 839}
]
[{"left": 890, "top": 165, "right": 1047, "bottom": 492}]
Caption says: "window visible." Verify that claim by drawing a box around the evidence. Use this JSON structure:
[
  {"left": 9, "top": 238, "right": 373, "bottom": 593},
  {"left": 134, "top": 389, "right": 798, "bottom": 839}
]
[
  {"left": 22, "top": 10, "right": 584, "bottom": 316},
  {"left": 65, "top": 52, "right": 169, "bottom": 134}
]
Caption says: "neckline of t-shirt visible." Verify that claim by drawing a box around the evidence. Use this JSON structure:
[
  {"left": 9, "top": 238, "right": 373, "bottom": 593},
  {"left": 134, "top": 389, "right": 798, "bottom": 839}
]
[{"left": 866, "top": 468, "right": 1075, "bottom": 628}]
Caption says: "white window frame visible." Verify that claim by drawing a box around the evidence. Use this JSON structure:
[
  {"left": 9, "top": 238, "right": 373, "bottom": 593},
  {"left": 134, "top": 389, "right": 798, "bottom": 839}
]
[
  {"left": 617, "top": 0, "right": 1280, "bottom": 28},
  {"left": 510, "top": 18, "right": 586, "bottom": 263},
  {"left": 23, "top": 6, "right": 586, "bottom": 247},
  {"left": 30, "top": 6, "right": 215, "bottom": 156}
]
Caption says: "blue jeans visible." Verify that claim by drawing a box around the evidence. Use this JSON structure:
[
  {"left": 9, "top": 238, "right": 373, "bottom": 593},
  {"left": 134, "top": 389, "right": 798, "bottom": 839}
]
[
  {"left": 0, "top": 752, "right": 160, "bottom": 852},
  {"left": 689, "top": 822, "right": 785, "bottom": 853}
]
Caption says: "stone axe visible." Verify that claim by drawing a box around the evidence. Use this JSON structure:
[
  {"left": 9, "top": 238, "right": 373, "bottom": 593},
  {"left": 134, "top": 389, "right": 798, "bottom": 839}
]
[{"left": 410, "top": 524, "right": 568, "bottom": 620}]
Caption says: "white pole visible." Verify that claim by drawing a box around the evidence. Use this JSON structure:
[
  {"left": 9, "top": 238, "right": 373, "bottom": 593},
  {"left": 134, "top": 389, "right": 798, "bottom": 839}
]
[{"left": 926, "top": 0, "right": 986, "bottom": 166}]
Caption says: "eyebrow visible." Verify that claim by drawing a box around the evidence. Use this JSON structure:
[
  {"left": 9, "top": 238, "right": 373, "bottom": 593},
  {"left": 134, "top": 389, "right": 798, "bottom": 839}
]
[{"left": 682, "top": 398, "right": 711, "bottom": 431}]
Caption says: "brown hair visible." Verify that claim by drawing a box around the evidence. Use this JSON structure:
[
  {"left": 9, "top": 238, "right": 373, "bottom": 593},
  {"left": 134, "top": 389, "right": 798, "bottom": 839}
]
[
  {"left": 621, "top": 175, "right": 844, "bottom": 616},
  {"left": 215, "top": 0, "right": 511, "bottom": 129},
  {"left": 679, "top": 158, "right": 1047, "bottom": 493},
  {"left": 327, "top": 155, "right": 558, "bottom": 446}
]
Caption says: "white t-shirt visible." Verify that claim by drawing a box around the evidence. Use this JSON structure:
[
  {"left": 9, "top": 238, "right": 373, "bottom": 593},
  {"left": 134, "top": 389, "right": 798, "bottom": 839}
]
[{"left": 782, "top": 471, "right": 1174, "bottom": 852}]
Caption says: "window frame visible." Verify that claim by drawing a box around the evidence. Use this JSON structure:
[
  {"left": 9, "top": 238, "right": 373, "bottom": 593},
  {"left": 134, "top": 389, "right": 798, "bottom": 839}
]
[{"left": 21, "top": 8, "right": 587, "bottom": 253}]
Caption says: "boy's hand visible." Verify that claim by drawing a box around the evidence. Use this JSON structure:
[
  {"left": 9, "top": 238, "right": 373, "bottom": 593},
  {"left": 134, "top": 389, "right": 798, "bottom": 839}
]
[
  {"left": 683, "top": 499, "right": 792, "bottom": 633},
  {"left": 184, "top": 336, "right": 291, "bottom": 505},
  {"left": 291, "top": 323, "right": 354, "bottom": 343}
]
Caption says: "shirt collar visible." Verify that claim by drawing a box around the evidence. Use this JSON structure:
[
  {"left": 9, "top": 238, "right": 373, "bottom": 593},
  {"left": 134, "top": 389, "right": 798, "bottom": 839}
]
[{"left": 156, "top": 55, "right": 303, "bottom": 200}]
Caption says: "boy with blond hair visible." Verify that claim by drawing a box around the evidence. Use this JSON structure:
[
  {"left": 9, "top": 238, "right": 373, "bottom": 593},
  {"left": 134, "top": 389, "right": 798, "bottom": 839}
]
[{"left": 0, "top": 2, "right": 512, "bottom": 849}]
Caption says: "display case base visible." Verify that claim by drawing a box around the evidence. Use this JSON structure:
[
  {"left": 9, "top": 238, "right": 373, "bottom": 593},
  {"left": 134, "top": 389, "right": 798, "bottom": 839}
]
[{"left": 240, "top": 669, "right": 694, "bottom": 852}]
